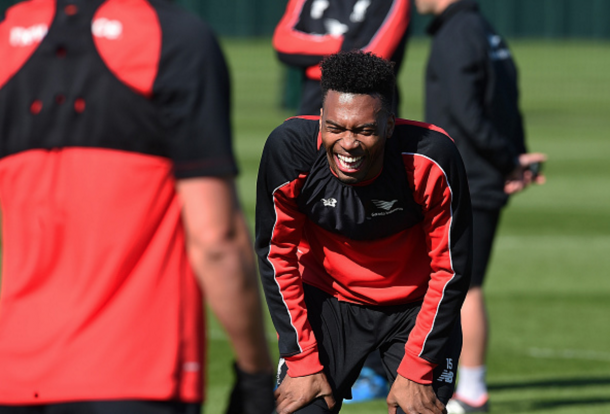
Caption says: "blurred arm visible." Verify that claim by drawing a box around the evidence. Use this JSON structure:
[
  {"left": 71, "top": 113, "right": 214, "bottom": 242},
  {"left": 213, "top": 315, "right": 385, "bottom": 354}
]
[
  {"left": 504, "top": 152, "right": 547, "bottom": 194},
  {"left": 176, "top": 176, "right": 273, "bottom": 374},
  {"left": 272, "top": 0, "right": 343, "bottom": 70}
]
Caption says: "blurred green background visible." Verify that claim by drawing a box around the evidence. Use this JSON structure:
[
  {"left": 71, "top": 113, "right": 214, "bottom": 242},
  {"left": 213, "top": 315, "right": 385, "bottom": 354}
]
[{"left": 1, "top": 1, "right": 610, "bottom": 413}]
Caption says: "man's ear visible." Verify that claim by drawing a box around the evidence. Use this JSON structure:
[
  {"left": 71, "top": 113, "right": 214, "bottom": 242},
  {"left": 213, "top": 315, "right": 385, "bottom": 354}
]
[
  {"left": 386, "top": 113, "right": 396, "bottom": 138},
  {"left": 319, "top": 107, "right": 324, "bottom": 128}
]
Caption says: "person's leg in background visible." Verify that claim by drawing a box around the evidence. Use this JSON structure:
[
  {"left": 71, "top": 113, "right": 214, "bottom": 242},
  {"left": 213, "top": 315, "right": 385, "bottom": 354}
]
[{"left": 447, "top": 208, "right": 500, "bottom": 413}]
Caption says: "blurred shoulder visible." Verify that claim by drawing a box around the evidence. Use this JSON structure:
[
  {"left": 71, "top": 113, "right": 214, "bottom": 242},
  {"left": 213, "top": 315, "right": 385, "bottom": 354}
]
[
  {"left": 268, "top": 116, "right": 319, "bottom": 144},
  {"left": 264, "top": 116, "right": 320, "bottom": 161},
  {"left": 148, "top": 0, "right": 218, "bottom": 47},
  {"left": 393, "top": 118, "right": 462, "bottom": 162}
]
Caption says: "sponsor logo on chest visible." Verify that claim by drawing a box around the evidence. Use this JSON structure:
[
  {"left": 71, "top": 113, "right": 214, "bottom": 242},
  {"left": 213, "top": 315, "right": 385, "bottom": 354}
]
[
  {"left": 371, "top": 199, "right": 403, "bottom": 217},
  {"left": 8, "top": 18, "right": 123, "bottom": 48},
  {"left": 319, "top": 197, "right": 404, "bottom": 217},
  {"left": 9, "top": 24, "right": 48, "bottom": 46}
]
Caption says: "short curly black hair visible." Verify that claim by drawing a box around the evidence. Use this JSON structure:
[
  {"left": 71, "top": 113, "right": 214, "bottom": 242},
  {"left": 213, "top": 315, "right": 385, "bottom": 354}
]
[{"left": 320, "top": 51, "right": 396, "bottom": 113}]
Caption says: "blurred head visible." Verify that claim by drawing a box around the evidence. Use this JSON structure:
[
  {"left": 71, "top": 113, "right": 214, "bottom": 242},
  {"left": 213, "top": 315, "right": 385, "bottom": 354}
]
[
  {"left": 414, "top": 0, "right": 460, "bottom": 15},
  {"left": 319, "top": 51, "right": 396, "bottom": 184}
]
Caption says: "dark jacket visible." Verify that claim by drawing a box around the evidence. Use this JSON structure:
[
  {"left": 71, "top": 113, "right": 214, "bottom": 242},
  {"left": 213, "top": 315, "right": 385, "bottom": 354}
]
[{"left": 424, "top": 0, "right": 526, "bottom": 210}]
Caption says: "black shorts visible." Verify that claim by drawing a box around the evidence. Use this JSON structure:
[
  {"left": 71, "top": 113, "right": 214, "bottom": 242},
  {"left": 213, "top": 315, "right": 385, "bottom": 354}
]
[
  {"left": 277, "top": 284, "right": 462, "bottom": 413},
  {"left": 471, "top": 208, "right": 501, "bottom": 288},
  {"left": 0, "top": 401, "right": 200, "bottom": 414}
]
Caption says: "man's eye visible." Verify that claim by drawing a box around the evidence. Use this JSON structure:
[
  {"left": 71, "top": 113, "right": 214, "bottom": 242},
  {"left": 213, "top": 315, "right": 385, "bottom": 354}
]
[{"left": 359, "top": 129, "right": 375, "bottom": 136}]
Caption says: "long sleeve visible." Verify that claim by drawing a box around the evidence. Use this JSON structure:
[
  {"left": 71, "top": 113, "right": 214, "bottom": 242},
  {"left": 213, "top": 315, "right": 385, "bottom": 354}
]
[
  {"left": 397, "top": 123, "right": 472, "bottom": 384},
  {"left": 255, "top": 118, "right": 324, "bottom": 377},
  {"left": 272, "top": 0, "right": 343, "bottom": 70}
]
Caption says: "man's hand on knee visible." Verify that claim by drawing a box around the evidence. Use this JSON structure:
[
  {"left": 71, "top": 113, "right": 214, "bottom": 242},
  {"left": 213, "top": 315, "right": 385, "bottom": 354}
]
[
  {"left": 275, "top": 371, "right": 336, "bottom": 414},
  {"left": 387, "top": 375, "right": 446, "bottom": 414}
]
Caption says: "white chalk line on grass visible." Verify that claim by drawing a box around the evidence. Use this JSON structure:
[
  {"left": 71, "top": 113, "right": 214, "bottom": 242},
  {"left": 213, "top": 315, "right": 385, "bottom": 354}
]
[{"left": 528, "top": 347, "right": 610, "bottom": 362}]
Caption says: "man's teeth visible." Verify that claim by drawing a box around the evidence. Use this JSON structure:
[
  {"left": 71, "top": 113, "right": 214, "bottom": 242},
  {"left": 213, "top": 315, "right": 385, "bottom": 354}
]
[{"left": 337, "top": 154, "right": 363, "bottom": 169}]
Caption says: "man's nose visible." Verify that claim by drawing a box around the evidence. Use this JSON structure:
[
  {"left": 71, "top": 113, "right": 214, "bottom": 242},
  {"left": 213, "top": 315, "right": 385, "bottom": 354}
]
[{"left": 341, "top": 132, "right": 360, "bottom": 150}]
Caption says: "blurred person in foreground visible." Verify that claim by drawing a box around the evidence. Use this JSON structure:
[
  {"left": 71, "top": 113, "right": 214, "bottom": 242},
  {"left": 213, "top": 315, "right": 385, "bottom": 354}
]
[
  {"left": 414, "top": 0, "right": 547, "bottom": 412},
  {"left": 273, "top": 0, "right": 411, "bottom": 116},
  {"left": 0, "top": 1, "right": 274, "bottom": 413},
  {"left": 272, "top": 1, "right": 412, "bottom": 401},
  {"left": 256, "top": 50, "right": 472, "bottom": 414}
]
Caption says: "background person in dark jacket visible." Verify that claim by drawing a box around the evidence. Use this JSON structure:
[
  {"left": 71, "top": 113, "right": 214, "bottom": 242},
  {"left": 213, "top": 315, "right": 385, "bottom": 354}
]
[{"left": 415, "top": 0, "right": 547, "bottom": 412}]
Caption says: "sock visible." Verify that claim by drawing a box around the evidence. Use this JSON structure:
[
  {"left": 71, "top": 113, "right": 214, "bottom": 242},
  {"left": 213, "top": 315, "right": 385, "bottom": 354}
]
[
  {"left": 455, "top": 365, "right": 488, "bottom": 405},
  {"left": 226, "top": 362, "right": 275, "bottom": 414}
]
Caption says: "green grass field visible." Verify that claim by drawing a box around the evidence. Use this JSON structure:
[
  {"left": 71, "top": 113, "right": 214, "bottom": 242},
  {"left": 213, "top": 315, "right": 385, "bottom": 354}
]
[{"left": 202, "top": 38, "right": 610, "bottom": 413}]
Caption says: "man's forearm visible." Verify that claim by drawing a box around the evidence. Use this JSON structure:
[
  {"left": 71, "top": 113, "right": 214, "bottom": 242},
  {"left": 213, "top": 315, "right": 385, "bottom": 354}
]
[{"left": 191, "top": 211, "right": 273, "bottom": 373}]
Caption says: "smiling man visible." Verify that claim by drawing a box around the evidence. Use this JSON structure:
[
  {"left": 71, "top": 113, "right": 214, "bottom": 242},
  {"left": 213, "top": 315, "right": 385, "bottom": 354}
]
[{"left": 256, "top": 51, "right": 472, "bottom": 414}]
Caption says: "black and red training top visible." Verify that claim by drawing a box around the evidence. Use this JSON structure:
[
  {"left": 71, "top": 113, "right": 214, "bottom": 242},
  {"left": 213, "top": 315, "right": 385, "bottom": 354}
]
[
  {"left": 0, "top": 0, "right": 236, "bottom": 404},
  {"left": 255, "top": 116, "right": 472, "bottom": 384}
]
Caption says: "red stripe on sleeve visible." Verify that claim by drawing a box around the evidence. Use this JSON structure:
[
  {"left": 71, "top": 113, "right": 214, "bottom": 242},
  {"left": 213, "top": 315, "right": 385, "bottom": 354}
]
[
  {"left": 396, "top": 118, "right": 452, "bottom": 141},
  {"left": 268, "top": 177, "right": 324, "bottom": 377},
  {"left": 272, "top": 0, "right": 342, "bottom": 57},
  {"left": 363, "top": 0, "right": 410, "bottom": 59},
  {"left": 398, "top": 153, "right": 456, "bottom": 383}
]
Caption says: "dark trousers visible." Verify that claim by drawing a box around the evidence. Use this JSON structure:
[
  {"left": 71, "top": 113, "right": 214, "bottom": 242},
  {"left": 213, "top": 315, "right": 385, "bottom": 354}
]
[
  {"left": 470, "top": 208, "right": 501, "bottom": 287},
  {"left": 277, "top": 284, "right": 462, "bottom": 413}
]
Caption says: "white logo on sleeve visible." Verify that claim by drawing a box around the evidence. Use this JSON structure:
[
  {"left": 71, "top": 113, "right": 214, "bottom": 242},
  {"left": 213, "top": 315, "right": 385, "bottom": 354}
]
[
  {"left": 437, "top": 358, "right": 455, "bottom": 383},
  {"left": 324, "top": 19, "right": 348, "bottom": 36},
  {"left": 350, "top": 0, "right": 371, "bottom": 22},
  {"left": 92, "top": 18, "right": 123, "bottom": 40},
  {"left": 322, "top": 198, "right": 337, "bottom": 207},
  {"left": 310, "top": 0, "right": 329, "bottom": 19},
  {"left": 9, "top": 24, "right": 48, "bottom": 47},
  {"left": 488, "top": 34, "right": 511, "bottom": 60}
]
